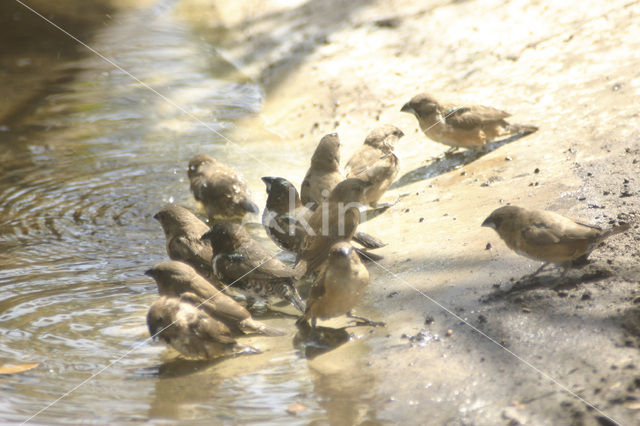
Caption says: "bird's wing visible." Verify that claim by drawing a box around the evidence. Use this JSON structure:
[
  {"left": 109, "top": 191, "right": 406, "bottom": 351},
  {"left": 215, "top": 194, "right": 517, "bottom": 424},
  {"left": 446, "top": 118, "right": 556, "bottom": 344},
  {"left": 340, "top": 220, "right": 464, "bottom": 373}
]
[
  {"left": 169, "top": 236, "right": 212, "bottom": 270},
  {"left": 521, "top": 222, "right": 564, "bottom": 246},
  {"left": 217, "top": 243, "right": 297, "bottom": 283},
  {"left": 180, "top": 294, "right": 236, "bottom": 344},
  {"left": 305, "top": 266, "right": 328, "bottom": 314},
  {"left": 445, "top": 105, "right": 511, "bottom": 130},
  {"left": 308, "top": 267, "right": 327, "bottom": 301}
]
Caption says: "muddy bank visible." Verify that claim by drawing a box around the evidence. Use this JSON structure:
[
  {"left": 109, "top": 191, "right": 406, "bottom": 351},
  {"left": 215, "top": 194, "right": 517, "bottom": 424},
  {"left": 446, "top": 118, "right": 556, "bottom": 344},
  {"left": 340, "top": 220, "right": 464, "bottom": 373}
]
[{"left": 182, "top": 0, "right": 640, "bottom": 423}]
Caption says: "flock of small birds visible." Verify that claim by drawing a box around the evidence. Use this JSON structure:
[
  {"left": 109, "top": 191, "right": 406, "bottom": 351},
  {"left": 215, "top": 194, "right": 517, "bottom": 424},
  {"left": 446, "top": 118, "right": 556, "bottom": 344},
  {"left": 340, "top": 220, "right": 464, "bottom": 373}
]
[{"left": 145, "top": 92, "right": 631, "bottom": 360}]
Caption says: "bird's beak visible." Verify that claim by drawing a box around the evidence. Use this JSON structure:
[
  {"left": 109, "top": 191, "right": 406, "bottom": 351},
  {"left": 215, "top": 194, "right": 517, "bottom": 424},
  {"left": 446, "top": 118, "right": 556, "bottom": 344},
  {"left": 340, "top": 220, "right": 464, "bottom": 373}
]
[
  {"left": 200, "top": 229, "right": 213, "bottom": 241},
  {"left": 153, "top": 212, "right": 160, "bottom": 220},
  {"left": 400, "top": 103, "right": 414, "bottom": 114},
  {"left": 144, "top": 269, "right": 154, "bottom": 277},
  {"left": 397, "top": 129, "right": 405, "bottom": 138},
  {"left": 261, "top": 176, "right": 274, "bottom": 192},
  {"left": 242, "top": 199, "right": 260, "bottom": 214},
  {"left": 339, "top": 245, "right": 353, "bottom": 257},
  {"left": 481, "top": 217, "right": 495, "bottom": 229}
]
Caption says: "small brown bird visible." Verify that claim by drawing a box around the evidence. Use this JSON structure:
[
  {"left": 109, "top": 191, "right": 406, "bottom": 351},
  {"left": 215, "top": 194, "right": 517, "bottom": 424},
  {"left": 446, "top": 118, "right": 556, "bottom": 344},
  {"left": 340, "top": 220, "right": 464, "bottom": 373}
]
[
  {"left": 261, "top": 176, "right": 385, "bottom": 253},
  {"left": 297, "top": 178, "right": 372, "bottom": 277},
  {"left": 345, "top": 125, "right": 404, "bottom": 207},
  {"left": 200, "top": 222, "right": 305, "bottom": 312},
  {"left": 401, "top": 93, "right": 538, "bottom": 151},
  {"left": 300, "top": 133, "right": 344, "bottom": 208},
  {"left": 154, "top": 205, "right": 213, "bottom": 278},
  {"left": 188, "top": 153, "right": 259, "bottom": 222},
  {"left": 147, "top": 294, "right": 258, "bottom": 360},
  {"left": 482, "top": 205, "right": 630, "bottom": 276},
  {"left": 298, "top": 242, "right": 370, "bottom": 328},
  {"left": 145, "top": 260, "right": 283, "bottom": 336}
]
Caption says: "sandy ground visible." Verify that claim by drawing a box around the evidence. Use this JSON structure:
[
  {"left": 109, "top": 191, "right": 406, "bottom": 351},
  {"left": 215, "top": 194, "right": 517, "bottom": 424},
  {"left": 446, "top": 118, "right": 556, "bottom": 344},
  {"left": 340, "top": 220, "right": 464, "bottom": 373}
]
[{"left": 177, "top": 0, "right": 640, "bottom": 424}]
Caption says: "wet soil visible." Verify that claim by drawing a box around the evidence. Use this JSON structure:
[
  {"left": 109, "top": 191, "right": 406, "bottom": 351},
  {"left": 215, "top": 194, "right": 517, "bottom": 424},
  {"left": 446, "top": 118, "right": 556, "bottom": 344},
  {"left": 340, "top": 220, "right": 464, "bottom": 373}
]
[{"left": 188, "top": 0, "right": 640, "bottom": 423}]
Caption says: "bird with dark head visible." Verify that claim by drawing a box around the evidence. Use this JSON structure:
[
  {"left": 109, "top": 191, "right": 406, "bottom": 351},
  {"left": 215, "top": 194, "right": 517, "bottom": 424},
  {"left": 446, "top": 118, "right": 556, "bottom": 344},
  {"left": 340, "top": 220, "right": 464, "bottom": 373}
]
[
  {"left": 401, "top": 93, "right": 538, "bottom": 152},
  {"left": 297, "top": 178, "right": 373, "bottom": 277},
  {"left": 147, "top": 294, "right": 258, "bottom": 360},
  {"left": 345, "top": 125, "right": 405, "bottom": 207},
  {"left": 200, "top": 222, "right": 305, "bottom": 312},
  {"left": 261, "top": 176, "right": 312, "bottom": 253},
  {"left": 298, "top": 242, "right": 370, "bottom": 329},
  {"left": 187, "top": 153, "right": 259, "bottom": 223},
  {"left": 154, "top": 205, "right": 213, "bottom": 278},
  {"left": 300, "top": 133, "right": 344, "bottom": 209},
  {"left": 482, "top": 205, "right": 630, "bottom": 277},
  {"left": 145, "top": 260, "right": 283, "bottom": 336},
  {"left": 262, "top": 176, "right": 386, "bottom": 255}
]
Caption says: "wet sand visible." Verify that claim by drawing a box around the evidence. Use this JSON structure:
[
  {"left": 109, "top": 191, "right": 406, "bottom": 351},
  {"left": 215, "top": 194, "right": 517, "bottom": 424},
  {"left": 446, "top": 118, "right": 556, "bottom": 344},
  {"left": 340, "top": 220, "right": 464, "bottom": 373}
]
[{"left": 182, "top": 0, "right": 640, "bottom": 423}]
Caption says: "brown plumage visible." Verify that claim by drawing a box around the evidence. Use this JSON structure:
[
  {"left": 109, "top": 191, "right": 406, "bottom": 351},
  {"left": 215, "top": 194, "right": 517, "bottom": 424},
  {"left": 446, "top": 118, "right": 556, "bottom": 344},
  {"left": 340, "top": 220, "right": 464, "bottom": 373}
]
[
  {"left": 482, "top": 205, "right": 630, "bottom": 275},
  {"left": 200, "top": 222, "right": 305, "bottom": 312},
  {"left": 154, "top": 205, "right": 213, "bottom": 278},
  {"left": 147, "top": 294, "right": 258, "bottom": 360},
  {"left": 299, "top": 242, "right": 370, "bottom": 328},
  {"left": 145, "top": 260, "right": 283, "bottom": 336},
  {"left": 345, "top": 125, "right": 404, "bottom": 206},
  {"left": 297, "top": 178, "right": 372, "bottom": 277},
  {"left": 300, "top": 133, "right": 344, "bottom": 208},
  {"left": 401, "top": 93, "right": 538, "bottom": 151},
  {"left": 188, "top": 153, "right": 259, "bottom": 222}
]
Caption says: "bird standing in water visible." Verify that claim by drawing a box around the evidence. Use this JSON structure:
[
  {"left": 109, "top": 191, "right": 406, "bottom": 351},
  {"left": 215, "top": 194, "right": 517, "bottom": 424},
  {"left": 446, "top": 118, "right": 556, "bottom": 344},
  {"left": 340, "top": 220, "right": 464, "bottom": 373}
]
[{"left": 201, "top": 222, "right": 306, "bottom": 312}]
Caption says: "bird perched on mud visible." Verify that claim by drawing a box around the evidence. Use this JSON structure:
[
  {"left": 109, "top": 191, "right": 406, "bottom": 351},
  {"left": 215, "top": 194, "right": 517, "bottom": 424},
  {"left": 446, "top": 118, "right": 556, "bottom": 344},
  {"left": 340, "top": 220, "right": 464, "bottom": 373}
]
[
  {"left": 298, "top": 242, "right": 373, "bottom": 329},
  {"left": 297, "top": 178, "right": 373, "bottom": 277},
  {"left": 154, "top": 205, "right": 213, "bottom": 278},
  {"left": 400, "top": 93, "right": 538, "bottom": 152},
  {"left": 300, "top": 133, "right": 344, "bottom": 208},
  {"left": 145, "top": 260, "right": 283, "bottom": 336},
  {"left": 482, "top": 205, "right": 630, "bottom": 277},
  {"left": 200, "top": 222, "right": 305, "bottom": 312},
  {"left": 147, "top": 294, "right": 258, "bottom": 360},
  {"left": 345, "top": 125, "right": 404, "bottom": 207},
  {"left": 188, "top": 153, "right": 259, "bottom": 222},
  {"left": 262, "top": 176, "right": 386, "bottom": 253}
]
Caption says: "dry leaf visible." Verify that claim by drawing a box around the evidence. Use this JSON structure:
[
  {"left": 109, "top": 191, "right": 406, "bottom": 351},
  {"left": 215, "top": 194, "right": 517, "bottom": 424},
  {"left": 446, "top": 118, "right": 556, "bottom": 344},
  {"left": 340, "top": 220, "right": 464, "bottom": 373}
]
[
  {"left": 286, "top": 403, "right": 307, "bottom": 415},
  {"left": 0, "top": 363, "right": 40, "bottom": 375}
]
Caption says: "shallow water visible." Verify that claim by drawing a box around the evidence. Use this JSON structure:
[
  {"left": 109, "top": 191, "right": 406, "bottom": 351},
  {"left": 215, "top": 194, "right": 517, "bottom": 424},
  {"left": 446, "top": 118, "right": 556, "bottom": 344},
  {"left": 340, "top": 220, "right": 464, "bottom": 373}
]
[{"left": 0, "top": 1, "right": 383, "bottom": 423}]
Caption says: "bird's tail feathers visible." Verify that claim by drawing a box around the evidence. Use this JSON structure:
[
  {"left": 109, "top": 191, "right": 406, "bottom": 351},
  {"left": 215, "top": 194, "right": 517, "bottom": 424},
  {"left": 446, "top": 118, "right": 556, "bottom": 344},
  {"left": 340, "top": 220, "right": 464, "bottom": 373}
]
[
  {"left": 353, "top": 231, "right": 386, "bottom": 249},
  {"left": 507, "top": 123, "right": 538, "bottom": 136},
  {"left": 292, "top": 261, "right": 307, "bottom": 280},
  {"left": 288, "top": 287, "right": 306, "bottom": 313},
  {"left": 355, "top": 248, "right": 384, "bottom": 262},
  {"left": 601, "top": 223, "right": 631, "bottom": 240}
]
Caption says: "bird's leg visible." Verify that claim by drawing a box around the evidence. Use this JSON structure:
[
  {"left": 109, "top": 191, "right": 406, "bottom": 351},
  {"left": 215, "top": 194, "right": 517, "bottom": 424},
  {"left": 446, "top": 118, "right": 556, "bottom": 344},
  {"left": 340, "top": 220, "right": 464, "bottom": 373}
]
[
  {"left": 444, "top": 147, "right": 461, "bottom": 156},
  {"left": 519, "top": 263, "right": 549, "bottom": 281},
  {"left": 245, "top": 296, "right": 257, "bottom": 310},
  {"left": 346, "top": 311, "right": 385, "bottom": 327}
]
